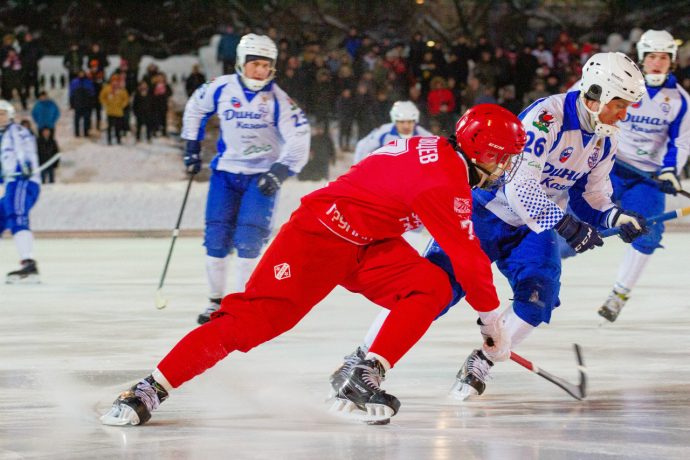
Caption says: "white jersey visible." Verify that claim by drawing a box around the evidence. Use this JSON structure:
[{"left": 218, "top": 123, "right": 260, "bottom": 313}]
[
  {"left": 354, "top": 122, "right": 433, "bottom": 163},
  {"left": 477, "top": 91, "right": 616, "bottom": 233},
  {"left": 616, "top": 75, "right": 690, "bottom": 173},
  {"left": 0, "top": 123, "right": 40, "bottom": 184},
  {"left": 181, "top": 74, "right": 310, "bottom": 175}
]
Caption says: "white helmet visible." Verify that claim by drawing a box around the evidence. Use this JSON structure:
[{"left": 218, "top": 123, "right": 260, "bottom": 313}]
[
  {"left": 390, "top": 101, "right": 420, "bottom": 123},
  {"left": 0, "top": 99, "right": 15, "bottom": 129},
  {"left": 235, "top": 33, "right": 278, "bottom": 91},
  {"left": 579, "top": 52, "right": 645, "bottom": 137},
  {"left": 636, "top": 29, "right": 677, "bottom": 86}
]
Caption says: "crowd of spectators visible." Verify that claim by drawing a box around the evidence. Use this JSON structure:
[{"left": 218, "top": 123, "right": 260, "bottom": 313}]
[{"left": 2, "top": 25, "right": 690, "bottom": 184}]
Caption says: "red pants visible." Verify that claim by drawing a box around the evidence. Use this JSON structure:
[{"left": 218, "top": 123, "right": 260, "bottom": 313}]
[{"left": 158, "top": 208, "right": 452, "bottom": 388}]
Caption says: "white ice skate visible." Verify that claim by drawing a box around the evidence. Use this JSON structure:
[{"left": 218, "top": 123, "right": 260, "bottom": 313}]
[{"left": 598, "top": 290, "right": 629, "bottom": 323}]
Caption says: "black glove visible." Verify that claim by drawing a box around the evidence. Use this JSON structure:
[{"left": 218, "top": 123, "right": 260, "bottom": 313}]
[
  {"left": 656, "top": 167, "right": 682, "bottom": 195},
  {"left": 608, "top": 208, "right": 650, "bottom": 243},
  {"left": 257, "top": 163, "right": 290, "bottom": 196},
  {"left": 183, "top": 140, "right": 202, "bottom": 174},
  {"left": 555, "top": 214, "right": 604, "bottom": 253}
]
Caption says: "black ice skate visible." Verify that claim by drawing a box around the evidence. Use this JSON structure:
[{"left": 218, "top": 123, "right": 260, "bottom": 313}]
[
  {"left": 6, "top": 259, "right": 40, "bottom": 284},
  {"left": 328, "top": 346, "right": 367, "bottom": 398},
  {"left": 598, "top": 290, "right": 629, "bottom": 322},
  {"left": 330, "top": 358, "right": 400, "bottom": 425},
  {"left": 449, "top": 349, "right": 493, "bottom": 401},
  {"left": 197, "top": 298, "right": 221, "bottom": 325},
  {"left": 100, "top": 375, "right": 169, "bottom": 426}
]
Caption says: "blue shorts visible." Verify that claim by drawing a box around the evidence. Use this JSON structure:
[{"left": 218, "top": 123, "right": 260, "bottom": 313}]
[
  {"left": 426, "top": 197, "right": 562, "bottom": 327},
  {"left": 0, "top": 180, "right": 40, "bottom": 234},
  {"left": 204, "top": 169, "right": 276, "bottom": 259}
]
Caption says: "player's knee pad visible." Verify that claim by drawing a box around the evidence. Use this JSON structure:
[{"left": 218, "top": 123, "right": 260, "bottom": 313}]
[
  {"left": 204, "top": 222, "right": 234, "bottom": 258},
  {"left": 234, "top": 224, "right": 270, "bottom": 259},
  {"left": 631, "top": 222, "right": 663, "bottom": 255},
  {"left": 512, "top": 275, "right": 560, "bottom": 326}
]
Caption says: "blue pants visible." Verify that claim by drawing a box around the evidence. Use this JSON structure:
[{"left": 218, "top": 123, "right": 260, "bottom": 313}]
[
  {"left": 204, "top": 169, "right": 276, "bottom": 259},
  {"left": 559, "top": 163, "right": 665, "bottom": 258},
  {"left": 0, "top": 180, "right": 40, "bottom": 234},
  {"left": 609, "top": 163, "right": 664, "bottom": 254},
  {"left": 426, "top": 198, "right": 562, "bottom": 327}
]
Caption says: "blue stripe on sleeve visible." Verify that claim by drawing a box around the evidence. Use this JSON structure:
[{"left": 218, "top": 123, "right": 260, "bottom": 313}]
[{"left": 663, "top": 90, "right": 688, "bottom": 170}]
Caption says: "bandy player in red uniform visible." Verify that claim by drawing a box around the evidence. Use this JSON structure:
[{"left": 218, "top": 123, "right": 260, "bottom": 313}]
[{"left": 101, "top": 104, "right": 527, "bottom": 426}]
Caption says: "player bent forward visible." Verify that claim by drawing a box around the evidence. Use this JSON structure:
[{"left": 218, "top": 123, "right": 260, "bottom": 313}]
[{"left": 101, "top": 104, "right": 526, "bottom": 426}]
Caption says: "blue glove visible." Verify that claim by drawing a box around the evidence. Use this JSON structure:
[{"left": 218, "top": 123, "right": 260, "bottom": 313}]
[
  {"left": 257, "top": 163, "right": 290, "bottom": 196},
  {"left": 608, "top": 208, "right": 649, "bottom": 243},
  {"left": 555, "top": 214, "right": 604, "bottom": 253},
  {"left": 183, "top": 140, "right": 202, "bottom": 174},
  {"left": 656, "top": 167, "right": 682, "bottom": 195}
]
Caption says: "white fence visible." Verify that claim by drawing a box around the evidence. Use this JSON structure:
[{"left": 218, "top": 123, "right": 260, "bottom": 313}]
[{"left": 37, "top": 34, "right": 224, "bottom": 93}]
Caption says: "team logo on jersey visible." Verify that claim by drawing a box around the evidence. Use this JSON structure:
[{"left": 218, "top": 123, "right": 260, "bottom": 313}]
[
  {"left": 532, "top": 110, "right": 554, "bottom": 133},
  {"left": 559, "top": 147, "right": 574, "bottom": 163},
  {"left": 274, "top": 263, "right": 291, "bottom": 280},
  {"left": 660, "top": 103, "right": 671, "bottom": 114},
  {"left": 631, "top": 100, "right": 642, "bottom": 109},
  {"left": 231, "top": 97, "right": 242, "bottom": 108},
  {"left": 587, "top": 145, "right": 601, "bottom": 169},
  {"left": 454, "top": 197, "right": 471, "bottom": 215}
]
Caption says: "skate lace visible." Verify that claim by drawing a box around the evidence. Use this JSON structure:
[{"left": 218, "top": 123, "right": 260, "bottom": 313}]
[
  {"left": 339, "top": 348, "right": 364, "bottom": 376},
  {"left": 606, "top": 292, "right": 628, "bottom": 312},
  {"left": 358, "top": 361, "right": 385, "bottom": 391},
  {"left": 203, "top": 303, "right": 221, "bottom": 315},
  {"left": 134, "top": 379, "right": 161, "bottom": 412},
  {"left": 468, "top": 354, "right": 492, "bottom": 382}
]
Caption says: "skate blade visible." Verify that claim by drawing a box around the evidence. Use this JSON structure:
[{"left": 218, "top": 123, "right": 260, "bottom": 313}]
[
  {"left": 448, "top": 380, "right": 478, "bottom": 401},
  {"left": 100, "top": 404, "right": 141, "bottom": 426},
  {"left": 328, "top": 398, "right": 394, "bottom": 424},
  {"left": 6, "top": 275, "right": 41, "bottom": 285}
]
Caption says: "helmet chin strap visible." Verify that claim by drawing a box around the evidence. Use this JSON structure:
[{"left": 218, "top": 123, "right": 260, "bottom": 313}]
[
  {"left": 644, "top": 73, "right": 667, "bottom": 86},
  {"left": 580, "top": 93, "right": 619, "bottom": 138}
]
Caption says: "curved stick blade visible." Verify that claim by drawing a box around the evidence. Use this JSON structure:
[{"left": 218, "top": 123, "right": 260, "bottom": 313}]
[{"left": 155, "top": 289, "right": 168, "bottom": 310}]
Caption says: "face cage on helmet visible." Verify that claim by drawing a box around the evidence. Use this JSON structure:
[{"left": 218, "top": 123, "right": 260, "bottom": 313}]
[{"left": 476, "top": 152, "right": 524, "bottom": 190}]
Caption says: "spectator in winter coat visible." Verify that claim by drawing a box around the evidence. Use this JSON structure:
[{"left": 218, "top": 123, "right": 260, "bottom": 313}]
[
  {"left": 69, "top": 70, "right": 95, "bottom": 137},
  {"left": 132, "top": 81, "right": 155, "bottom": 142},
  {"left": 298, "top": 124, "right": 335, "bottom": 181},
  {"left": 2, "top": 49, "right": 26, "bottom": 109},
  {"left": 151, "top": 74, "right": 172, "bottom": 136},
  {"left": 217, "top": 25, "right": 240, "bottom": 74},
  {"left": 63, "top": 43, "right": 83, "bottom": 82},
  {"left": 99, "top": 75, "right": 129, "bottom": 145},
  {"left": 19, "top": 33, "right": 43, "bottom": 99},
  {"left": 31, "top": 91, "right": 60, "bottom": 134},
  {"left": 185, "top": 64, "right": 206, "bottom": 97},
  {"left": 335, "top": 87, "right": 357, "bottom": 152},
  {"left": 426, "top": 76, "right": 456, "bottom": 116},
  {"left": 86, "top": 43, "right": 109, "bottom": 73},
  {"left": 37, "top": 128, "right": 59, "bottom": 184},
  {"left": 118, "top": 33, "right": 143, "bottom": 82}
]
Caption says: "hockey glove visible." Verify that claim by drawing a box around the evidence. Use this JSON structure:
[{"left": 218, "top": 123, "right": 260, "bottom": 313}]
[
  {"left": 20, "top": 161, "right": 33, "bottom": 179},
  {"left": 183, "top": 140, "right": 202, "bottom": 175},
  {"left": 478, "top": 309, "right": 511, "bottom": 362},
  {"left": 657, "top": 167, "right": 682, "bottom": 195},
  {"left": 608, "top": 208, "right": 649, "bottom": 243},
  {"left": 555, "top": 214, "right": 604, "bottom": 253},
  {"left": 257, "top": 163, "right": 290, "bottom": 197}
]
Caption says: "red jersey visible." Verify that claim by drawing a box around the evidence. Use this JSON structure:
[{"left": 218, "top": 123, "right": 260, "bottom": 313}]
[{"left": 301, "top": 136, "right": 499, "bottom": 312}]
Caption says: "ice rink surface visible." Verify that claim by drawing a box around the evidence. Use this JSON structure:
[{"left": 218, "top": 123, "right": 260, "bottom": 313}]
[{"left": 1, "top": 233, "right": 689, "bottom": 460}]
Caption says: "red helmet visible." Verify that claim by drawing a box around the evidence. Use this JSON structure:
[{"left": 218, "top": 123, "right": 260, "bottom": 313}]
[{"left": 455, "top": 104, "right": 527, "bottom": 166}]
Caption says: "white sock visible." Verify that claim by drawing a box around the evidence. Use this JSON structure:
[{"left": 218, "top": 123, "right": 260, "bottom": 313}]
[
  {"left": 234, "top": 257, "right": 259, "bottom": 293},
  {"left": 504, "top": 306, "right": 535, "bottom": 348},
  {"left": 13, "top": 230, "right": 34, "bottom": 260},
  {"left": 151, "top": 368, "right": 174, "bottom": 393},
  {"left": 363, "top": 309, "right": 390, "bottom": 349},
  {"left": 206, "top": 255, "right": 228, "bottom": 299},
  {"left": 365, "top": 352, "right": 391, "bottom": 372},
  {"left": 614, "top": 247, "right": 651, "bottom": 294}
]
